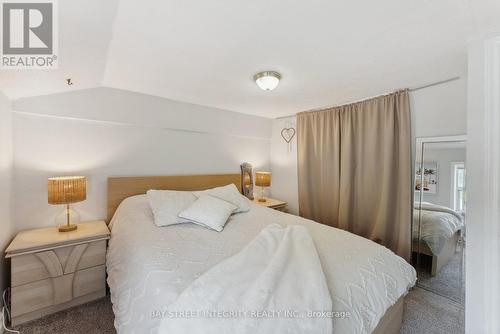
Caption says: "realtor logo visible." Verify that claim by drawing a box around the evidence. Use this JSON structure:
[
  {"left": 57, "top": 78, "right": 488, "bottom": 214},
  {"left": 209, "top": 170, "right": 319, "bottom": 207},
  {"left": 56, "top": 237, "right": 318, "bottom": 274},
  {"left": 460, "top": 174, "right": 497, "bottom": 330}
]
[{"left": 1, "top": 0, "right": 58, "bottom": 68}]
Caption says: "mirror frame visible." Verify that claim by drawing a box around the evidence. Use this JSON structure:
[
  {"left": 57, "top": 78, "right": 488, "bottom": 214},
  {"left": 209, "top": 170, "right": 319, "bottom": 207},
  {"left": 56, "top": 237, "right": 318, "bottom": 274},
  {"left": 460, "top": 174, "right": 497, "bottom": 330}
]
[{"left": 412, "top": 134, "right": 467, "bottom": 301}]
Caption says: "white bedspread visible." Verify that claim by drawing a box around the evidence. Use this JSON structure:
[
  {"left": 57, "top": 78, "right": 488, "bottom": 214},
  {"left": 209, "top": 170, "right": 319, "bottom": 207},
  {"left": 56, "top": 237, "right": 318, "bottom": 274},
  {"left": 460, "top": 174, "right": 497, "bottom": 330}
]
[
  {"left": 413, "top": 202, "right": 464, "bottom": 255},
  {"left": 107, "top": 195, "right": 416, "bottom": 334},
  {"left": 158, "top": 224, "right": 332, "bottom": 334}
]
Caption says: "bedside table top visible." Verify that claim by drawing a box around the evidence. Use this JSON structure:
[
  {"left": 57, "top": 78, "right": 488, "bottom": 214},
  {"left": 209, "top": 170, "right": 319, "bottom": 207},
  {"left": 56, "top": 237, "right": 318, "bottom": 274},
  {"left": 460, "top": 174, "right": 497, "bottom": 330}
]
[
  {"left": 252, "top": 197, "right": 287, "bottom": 209},
  {"left": 5, "top": 221, "right": 110, "bottom": 257}
]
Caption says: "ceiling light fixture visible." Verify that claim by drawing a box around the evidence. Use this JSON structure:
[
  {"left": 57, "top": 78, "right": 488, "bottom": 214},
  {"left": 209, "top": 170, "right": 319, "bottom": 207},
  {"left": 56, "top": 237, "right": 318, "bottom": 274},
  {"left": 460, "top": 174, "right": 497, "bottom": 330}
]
[{"left": 254, "top": 71, "right": 281, "bottom": 91}]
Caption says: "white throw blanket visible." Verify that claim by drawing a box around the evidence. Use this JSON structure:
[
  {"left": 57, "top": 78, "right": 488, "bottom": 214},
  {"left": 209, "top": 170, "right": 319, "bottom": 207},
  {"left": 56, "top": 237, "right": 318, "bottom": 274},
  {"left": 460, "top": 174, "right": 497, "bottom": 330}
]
[
  {"left": 413, "top": 202, "right": 464, "bottom": 255},
  {"left": 158, "top": 224, "right": 333, "bottom": 334}
]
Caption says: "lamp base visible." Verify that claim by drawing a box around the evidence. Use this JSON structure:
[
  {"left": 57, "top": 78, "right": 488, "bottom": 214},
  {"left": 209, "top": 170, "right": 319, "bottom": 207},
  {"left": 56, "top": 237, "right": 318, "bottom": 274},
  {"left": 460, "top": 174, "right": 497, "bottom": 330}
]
[
  {"left": 258, "top": 197, "right": 267, "bottom": 202},
  {"left": 59, "top": 224, "right": 78, "bottom": 232}
]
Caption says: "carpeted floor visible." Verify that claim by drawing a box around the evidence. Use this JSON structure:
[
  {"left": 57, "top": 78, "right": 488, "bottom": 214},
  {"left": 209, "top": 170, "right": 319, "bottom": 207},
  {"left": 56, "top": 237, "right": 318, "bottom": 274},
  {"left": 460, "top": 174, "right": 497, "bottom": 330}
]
[
  {"left": 400, "top": 287, "right": 464, "bottom": 334},
  {"left": 416, "top": 244, "right": 465, "bottom": 303},
  {"left": 10, "top": 287, "right": 464, "bottom": 334},
  {"left": 12, "top": 297, "right": 115, "bottom": 334}
]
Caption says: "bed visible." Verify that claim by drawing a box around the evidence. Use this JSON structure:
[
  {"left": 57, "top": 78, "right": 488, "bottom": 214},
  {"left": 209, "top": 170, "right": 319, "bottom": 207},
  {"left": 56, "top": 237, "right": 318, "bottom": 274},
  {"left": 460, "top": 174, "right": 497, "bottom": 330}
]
[
  {"left": 105, "top": 174, "right": 416, "bottom": 334},
  {"left": 413, "top": 202, "right": 464, "bottom": 276}
]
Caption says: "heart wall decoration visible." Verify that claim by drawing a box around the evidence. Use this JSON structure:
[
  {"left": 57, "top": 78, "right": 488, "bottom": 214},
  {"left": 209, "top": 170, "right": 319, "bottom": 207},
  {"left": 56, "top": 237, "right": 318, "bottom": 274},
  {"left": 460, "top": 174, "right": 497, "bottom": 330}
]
[{"left": 281, "top": 127, "right": 296, "bottom": 152}]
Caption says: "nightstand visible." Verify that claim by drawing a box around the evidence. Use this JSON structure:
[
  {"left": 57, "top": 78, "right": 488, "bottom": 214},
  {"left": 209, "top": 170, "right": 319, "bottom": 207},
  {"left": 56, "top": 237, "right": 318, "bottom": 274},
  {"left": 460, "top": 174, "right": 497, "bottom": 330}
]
[
  {"left": 252, "top": 197, "right": 288, "bottom": 212},
  {"left": 5, "top": 220, "right": 110, "bottom": 326}
]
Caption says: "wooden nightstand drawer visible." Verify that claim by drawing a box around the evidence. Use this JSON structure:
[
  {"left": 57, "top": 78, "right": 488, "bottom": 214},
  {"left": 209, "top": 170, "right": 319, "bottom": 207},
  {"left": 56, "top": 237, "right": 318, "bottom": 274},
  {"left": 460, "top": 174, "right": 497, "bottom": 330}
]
[
  {"left": 72, "top": 265, "right": 106, "bottom": 297},
  {"left": 11, "top": 265, "right": 106, "bottom": 317},
  {"left": 11, "top": 240, "right": 106, "bottom": 287}
]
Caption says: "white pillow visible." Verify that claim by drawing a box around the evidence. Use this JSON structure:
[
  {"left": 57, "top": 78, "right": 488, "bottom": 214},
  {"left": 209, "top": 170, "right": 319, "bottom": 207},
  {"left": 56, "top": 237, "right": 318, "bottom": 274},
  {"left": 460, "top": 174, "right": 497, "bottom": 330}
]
[
  {"left": 193, "top": 184, "right": 250, "bottom": 213},
  {"left": 146, "top": 190, "right": 197, "bottom": 227},
  {"left": 178, "top": 195, "right": 237, "bottom": 232}
]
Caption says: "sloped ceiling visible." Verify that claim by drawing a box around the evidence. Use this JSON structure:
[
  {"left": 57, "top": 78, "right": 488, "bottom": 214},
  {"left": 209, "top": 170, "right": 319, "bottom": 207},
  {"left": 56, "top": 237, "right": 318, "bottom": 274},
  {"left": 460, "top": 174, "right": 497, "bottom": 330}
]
[{"left": 1, "top": 0, "right": 500, "bottom": 118}]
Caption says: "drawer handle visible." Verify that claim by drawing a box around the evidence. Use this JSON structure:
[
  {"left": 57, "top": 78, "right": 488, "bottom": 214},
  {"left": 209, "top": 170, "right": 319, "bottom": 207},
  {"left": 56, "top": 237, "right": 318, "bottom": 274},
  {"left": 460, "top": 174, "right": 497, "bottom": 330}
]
[
  {"left": 64, "top": 244, "right": 88, "bottom": 274},
  {"left": 35, "top": 251, "right": 63, "bottom": 277}
]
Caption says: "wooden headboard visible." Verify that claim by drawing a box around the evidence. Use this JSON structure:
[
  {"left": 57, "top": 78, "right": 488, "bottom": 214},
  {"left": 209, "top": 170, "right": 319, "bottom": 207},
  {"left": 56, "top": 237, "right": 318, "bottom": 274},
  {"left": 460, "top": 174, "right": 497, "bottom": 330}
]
[{"left": 107, "top": 174, "right": 241, "bottom": 222}]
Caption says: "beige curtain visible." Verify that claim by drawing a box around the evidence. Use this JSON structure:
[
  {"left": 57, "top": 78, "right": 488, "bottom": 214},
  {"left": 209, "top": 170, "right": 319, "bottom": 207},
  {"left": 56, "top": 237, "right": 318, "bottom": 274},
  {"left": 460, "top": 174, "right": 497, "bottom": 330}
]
[{"left": 297, "top": 90, "right": 412, "bottom": 260}]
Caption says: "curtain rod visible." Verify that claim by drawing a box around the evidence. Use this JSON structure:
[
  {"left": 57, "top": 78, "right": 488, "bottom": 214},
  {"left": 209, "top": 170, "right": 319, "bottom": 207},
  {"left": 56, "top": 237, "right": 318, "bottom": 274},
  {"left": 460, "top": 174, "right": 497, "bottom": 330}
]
[{"left": 275, "top": 76, "right": 461, "bottom": 119}]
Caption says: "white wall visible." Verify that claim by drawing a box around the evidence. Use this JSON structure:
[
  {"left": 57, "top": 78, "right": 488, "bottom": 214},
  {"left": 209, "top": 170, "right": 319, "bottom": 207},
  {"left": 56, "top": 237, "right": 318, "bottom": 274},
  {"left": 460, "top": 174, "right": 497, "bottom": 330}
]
[
  {"left": 465, "top": 35, "right": 500, "bottom": 334},
  {"left": 0, "top": 91, "right": 14, "bottom": 303},
  {"left": 270, "top": 79, "right": 468, "bottom": 214},
  {"left": 269, "top": 117, "right": 298, "bottom": 214},
  {"left": 11, "top": 87, "right": 272, "bottom": 230},
  {"left": 411, "top": 78, "right": 468, "bottom": 137},
  {"left": 420, "top": 147, "right": 466, "bottom": 208}
]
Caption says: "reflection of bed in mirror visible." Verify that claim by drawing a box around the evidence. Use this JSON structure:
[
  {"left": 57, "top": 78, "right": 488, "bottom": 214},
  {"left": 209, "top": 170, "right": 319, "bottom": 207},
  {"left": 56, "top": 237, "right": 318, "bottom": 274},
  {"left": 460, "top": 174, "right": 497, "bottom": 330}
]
[{"left": 413, "top": 202, "right": 464, "bottom": 276}]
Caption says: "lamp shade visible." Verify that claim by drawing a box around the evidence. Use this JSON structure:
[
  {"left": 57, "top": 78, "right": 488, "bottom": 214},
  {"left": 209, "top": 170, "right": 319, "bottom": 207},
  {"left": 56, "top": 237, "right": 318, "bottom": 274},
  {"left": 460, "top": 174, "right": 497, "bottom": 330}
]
[
  {"left": 255, "top": 172, "right": 271, "bottom": 187},
  {"left": 48, "top": 176, "right": 87, "bottom": 205}
]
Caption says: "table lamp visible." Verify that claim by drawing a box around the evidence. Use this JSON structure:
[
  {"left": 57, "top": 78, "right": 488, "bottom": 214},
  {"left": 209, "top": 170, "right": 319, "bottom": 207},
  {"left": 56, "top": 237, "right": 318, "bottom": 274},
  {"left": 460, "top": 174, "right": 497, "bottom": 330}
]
[
  {"left": 48, "top": 176, "right": 87, "bottom": 232},
  {"left": 255, "top": 172, "right": 271, "bottom": 202}
]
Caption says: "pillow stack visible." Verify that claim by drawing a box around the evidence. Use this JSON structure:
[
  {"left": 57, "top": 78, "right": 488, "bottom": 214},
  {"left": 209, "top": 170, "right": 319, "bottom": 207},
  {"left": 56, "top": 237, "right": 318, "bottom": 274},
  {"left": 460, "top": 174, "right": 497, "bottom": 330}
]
[
  {"left": 192, "top": 183, "right": 251, "bottom": 213},
  {"left": 147, "top": 184, "right": 250, "bottom": 232}
]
